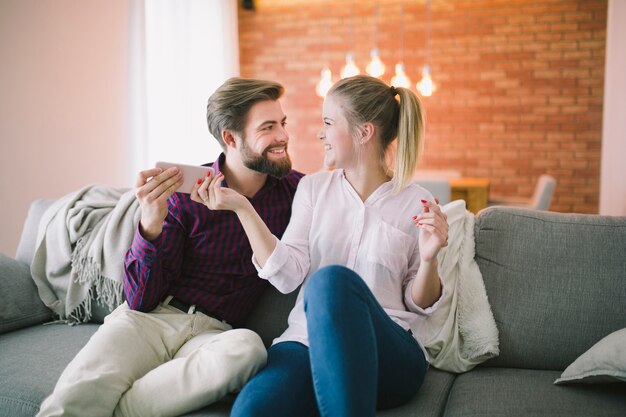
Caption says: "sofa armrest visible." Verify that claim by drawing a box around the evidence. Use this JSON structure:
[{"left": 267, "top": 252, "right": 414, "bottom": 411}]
[
  {"left": 0, "top": 252, "right": 53, "bottom": 334},
  {"left": 15, "top": 199, "right": 56, "bottom": 267}
]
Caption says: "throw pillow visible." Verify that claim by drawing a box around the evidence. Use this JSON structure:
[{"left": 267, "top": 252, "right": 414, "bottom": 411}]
[
  {"left": 554, "top": 328, "right": 626, "bottom": 384},
  {"left": 0, "top": 252, "right": 53, "bottom": 334}
]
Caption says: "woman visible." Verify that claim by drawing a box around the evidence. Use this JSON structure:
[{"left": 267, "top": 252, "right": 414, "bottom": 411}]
[{"left": 193, "top": 75, "right": 449, "bottom": 417}]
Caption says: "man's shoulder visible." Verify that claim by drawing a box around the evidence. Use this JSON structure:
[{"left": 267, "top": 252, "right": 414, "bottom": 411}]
[{"left": 279, "top": 169, "right": 306, "bottom": 190}]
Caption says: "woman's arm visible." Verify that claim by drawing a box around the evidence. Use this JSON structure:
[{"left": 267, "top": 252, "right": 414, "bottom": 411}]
[
  {"left": 191, "top": 172, "right": 314, "bottom": 293},
  {"left": 232, "top": 199, "right": 277, "bottom": 268},
  {"left": 191, "top": 172, "right": 276, "bottom": 268}
]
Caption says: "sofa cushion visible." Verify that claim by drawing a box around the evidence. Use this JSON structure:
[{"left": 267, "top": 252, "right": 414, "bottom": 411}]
[
  {"left": 474, "top": 207, "right": 626, "bottom": 370},
  {"left": 377, "top": 368, "right": 455, "bottom": 417},
  {"left": 444, "top": 367, "right": 626, "bottom": 417},
  {"left": 0, "top": 322, "right": 99, "bottom": 417},
  {"left": 0, "top": 320, "right": 454, "bottom": 417},
  {"left": 555, "top": 327, "right": 626, "bottom": 384},
  {"left": 0, "top": 252, "right": 53, "bottom": 335},
  {"left": 182, "top": 366, "right": 456, "bottom": 417}
]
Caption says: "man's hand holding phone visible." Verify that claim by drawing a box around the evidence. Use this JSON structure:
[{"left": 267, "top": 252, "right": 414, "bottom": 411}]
[
  {"left": 135, "top": 162, "right": 214, "bottom": 240},
  {"left": 155, "top": 162, "right": 214, "bottom": 194}
]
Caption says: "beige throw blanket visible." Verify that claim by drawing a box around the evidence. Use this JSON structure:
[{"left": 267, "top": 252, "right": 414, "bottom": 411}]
[
  {"left": 421, "top": 199, "right": 500, "bottom": 373},
  {"left": 30, "top": 185, "right": 140, "bottom": 324}
]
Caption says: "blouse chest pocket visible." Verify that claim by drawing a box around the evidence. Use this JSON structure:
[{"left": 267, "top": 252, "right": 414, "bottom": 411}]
[{"left": 366, "top": 220, "right": 416, "bottom": 277}]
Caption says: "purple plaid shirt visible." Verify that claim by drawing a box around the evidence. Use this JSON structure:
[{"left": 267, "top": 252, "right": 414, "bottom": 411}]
[{"left": 124, "top": 154, "right": 303, "bottom": 327}]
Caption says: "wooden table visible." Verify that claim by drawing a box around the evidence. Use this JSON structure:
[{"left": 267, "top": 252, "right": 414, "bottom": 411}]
[{"left": 449, "top": 177, "right": 490, "bottom": 214}]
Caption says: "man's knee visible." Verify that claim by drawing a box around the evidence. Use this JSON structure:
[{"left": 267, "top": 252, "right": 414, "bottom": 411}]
[{"left": 217, "top": 329, "right": 267, "bottom": 366}]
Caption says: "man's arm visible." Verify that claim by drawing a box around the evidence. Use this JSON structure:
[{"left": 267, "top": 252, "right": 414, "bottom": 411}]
[
  {"left": 123, "top": 210, "right": 185, "bottom": 311},
  {"left": 123, "top": 167, "right": 185, "bottom": 311}
]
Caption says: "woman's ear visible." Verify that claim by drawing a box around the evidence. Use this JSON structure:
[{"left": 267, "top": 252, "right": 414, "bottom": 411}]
[
  {"left": 359, "top": 122, "right": 375, "bottom": 145},
  {"left": 222, "top": 130, "right": 237, "bottom": 149}
]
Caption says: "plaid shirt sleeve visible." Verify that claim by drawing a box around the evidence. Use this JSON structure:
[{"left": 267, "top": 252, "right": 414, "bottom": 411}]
[{"left": 123, "top": 193, "right": 186, "bottom": 311}]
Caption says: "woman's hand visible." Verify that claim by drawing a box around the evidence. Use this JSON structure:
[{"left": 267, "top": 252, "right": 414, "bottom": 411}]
[
  {"left": 410, "top": 199, "right": 448, "bottom": 308},
  {"left": 190, "top": 172, "right": 250, "bottom": 213},
  {"left": 413, "top": 199, "right": 449, "bottom": 262}
]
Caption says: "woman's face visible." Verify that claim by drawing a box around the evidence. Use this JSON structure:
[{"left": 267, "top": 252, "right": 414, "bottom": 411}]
[{"left": 317, "top": 95, "right": 355, "bottom": 169}]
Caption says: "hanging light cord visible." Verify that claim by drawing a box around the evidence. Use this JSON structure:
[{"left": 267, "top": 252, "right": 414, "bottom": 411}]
[
  {"left": 349, "top": 0, "right": 355, "bottom": 49},
  {"left": 373, "top": 0, "right": 380, "bottom": 49},
  {"left": 425, "top": 0, "right": 431, "bottom": 66},
  {"left": 323, "top": 0, "right": 329, "bottom": 65},
  {"left": 399, "top": 0, "right": 404, "bottom": 63}
]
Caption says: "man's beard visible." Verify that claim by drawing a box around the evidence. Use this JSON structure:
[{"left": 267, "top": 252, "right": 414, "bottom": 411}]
[{"left": 239, "top": 139, "right": 292, "bottom": 178}]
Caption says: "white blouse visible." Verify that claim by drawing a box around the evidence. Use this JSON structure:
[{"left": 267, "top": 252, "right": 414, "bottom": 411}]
[{"left": 253, "top": 169, "right": 445, "bottom": 349}]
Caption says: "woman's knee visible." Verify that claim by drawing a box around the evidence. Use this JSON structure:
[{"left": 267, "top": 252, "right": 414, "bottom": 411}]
[{"left": 304, "top": 265, "right": 362, "bottom": 308}]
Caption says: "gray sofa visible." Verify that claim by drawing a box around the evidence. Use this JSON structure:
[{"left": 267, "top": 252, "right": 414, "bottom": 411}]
[{"left": 1, "top": 200, "right": 625, "bottom": 417}]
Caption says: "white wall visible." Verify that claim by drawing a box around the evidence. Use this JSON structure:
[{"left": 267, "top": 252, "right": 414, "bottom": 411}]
[
  {"left": 0, "top": 1, "right": 623, "bottom": 257},
  {"left": 600, "top": 0, "right": 626, "bottom": 216},
  {"left": 0, "top": 0, "right": 131, "bottom": 256}
]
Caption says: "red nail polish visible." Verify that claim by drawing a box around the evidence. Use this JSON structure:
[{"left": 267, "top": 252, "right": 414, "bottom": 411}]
[
  {"left": 412, "top": 215, "right": 417, "bottom": 220},
  {"left": 197, "top": 179, "right": 202, "bottom": 185},
  {"left": 421, "top": 199, "right": 427, "bottom": 203},
  {"left": 207, "top": 170, "right": 212, "bottom": 177}
]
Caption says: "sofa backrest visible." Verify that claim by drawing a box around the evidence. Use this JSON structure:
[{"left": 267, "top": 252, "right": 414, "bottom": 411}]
[
  {"left": 244, "top": 285, "right": 298, "bottom": 348},
  {"left": 17, "top": 199, "right": 299, "bottom": 336},
  {"left": 474, "top": 207, "right": 626, "bottom": 371}
]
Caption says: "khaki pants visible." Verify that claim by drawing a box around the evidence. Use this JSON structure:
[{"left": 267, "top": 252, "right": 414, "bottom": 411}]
[{"left": 37, "top": 302, "right": 267, "bottom": 417}]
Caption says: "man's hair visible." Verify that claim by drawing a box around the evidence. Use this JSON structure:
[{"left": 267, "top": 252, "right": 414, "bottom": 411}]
[{"left": 206, "top": 77, "right": 284, "bottom": 150}]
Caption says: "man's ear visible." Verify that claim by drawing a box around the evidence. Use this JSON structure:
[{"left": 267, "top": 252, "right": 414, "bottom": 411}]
[
  {"left": 359, "top": 122, "right": 375, "bottom": 145},
  {"left": 222, "top": 130, "right": 237, "bottom": 149}
]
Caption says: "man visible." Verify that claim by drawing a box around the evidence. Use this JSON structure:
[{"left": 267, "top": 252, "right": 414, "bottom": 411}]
[{"left": 37, "top": 78, "right": 303, "bottom": 417}]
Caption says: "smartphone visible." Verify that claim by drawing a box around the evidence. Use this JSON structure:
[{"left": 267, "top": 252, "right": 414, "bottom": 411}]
[{"left": 155, "top": 161, "right": 215, "bottom": 194}]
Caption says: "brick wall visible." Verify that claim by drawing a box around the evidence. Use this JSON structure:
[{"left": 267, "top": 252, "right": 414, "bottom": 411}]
[{"left": 238, "top": 0, "right": 607, "bottom": 213}]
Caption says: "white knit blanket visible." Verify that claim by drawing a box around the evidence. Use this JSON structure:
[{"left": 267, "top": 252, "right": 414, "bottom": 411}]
[
  {"left": 30, "top": 185, "right": 140, "bottom": 324},
  {"left": 421, "top": 200, "right": 500, "bottom": 373}
]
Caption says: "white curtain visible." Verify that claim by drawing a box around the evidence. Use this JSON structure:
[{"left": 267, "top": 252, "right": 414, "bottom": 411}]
[{"left": 128, "top": 0, "right": 239, "bottom": 181}]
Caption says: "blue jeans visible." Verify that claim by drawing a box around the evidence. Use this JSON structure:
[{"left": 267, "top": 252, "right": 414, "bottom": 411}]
[{"left": 231, "top": 265, "right": 427, "bottom": 417}]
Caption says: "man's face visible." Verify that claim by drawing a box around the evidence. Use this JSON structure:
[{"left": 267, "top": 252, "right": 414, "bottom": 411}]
[{"left": 237, "top": 100, "right": 292, "bottom": 178}]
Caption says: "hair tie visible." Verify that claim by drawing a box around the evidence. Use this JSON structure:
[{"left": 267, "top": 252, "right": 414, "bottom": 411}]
[{"left": 390, "top": 86, "right": 398, "bottom": 96}]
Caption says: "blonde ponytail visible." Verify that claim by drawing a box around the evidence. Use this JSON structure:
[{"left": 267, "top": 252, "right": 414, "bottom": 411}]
[
  {"left": 328, "top": 75, "right": 425, "bottom": 193},
  {"left": 393, "top": 87, "right": 424, "bottom": 192}
]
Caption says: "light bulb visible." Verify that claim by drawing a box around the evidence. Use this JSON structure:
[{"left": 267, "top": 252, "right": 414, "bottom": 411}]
[
  {"left": 366, "top": 49, "right": 385, "bottom": 78},
  {"left": 340, "top": 53, "right": 360, "bottom": 79},
  {"left": 316, "top": 67, "right": 333, "bottom": 98},
  {"left": 390, "top": 63, "right": 411, "bottom": 88},
  {"left": 416, "top": 65, "right": 436, "bottom": 97}
]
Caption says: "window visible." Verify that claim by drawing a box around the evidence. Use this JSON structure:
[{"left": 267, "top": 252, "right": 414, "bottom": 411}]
[{"left": 129, "top": 0, "right": 239, "bottom": 178}]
